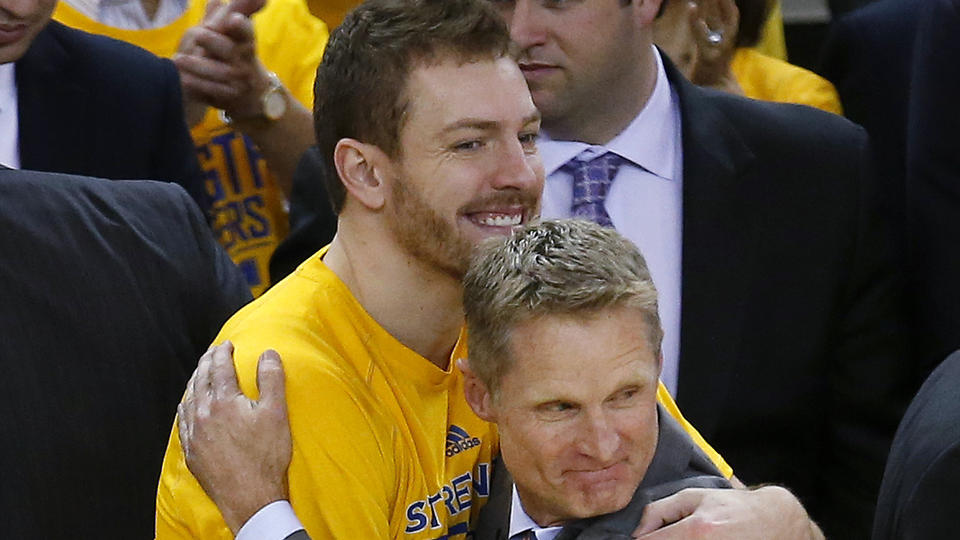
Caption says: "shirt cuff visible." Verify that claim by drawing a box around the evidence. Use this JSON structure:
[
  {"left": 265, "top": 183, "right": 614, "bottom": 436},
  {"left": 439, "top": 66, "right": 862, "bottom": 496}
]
[{"left": 235, "top": 500, "right": 304, "bottom": 540}]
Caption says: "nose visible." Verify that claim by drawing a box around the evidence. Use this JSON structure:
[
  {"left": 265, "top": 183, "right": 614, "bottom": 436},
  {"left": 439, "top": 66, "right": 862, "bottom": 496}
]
[
  {"left": 491, "top": 138, "right": 544, "bottom": 195},
  {"left": 578, "top": 410, "right": 620, "bottom": 462},
  {"left": 507, "top": 0, "right": 547, "bottom": 50}
]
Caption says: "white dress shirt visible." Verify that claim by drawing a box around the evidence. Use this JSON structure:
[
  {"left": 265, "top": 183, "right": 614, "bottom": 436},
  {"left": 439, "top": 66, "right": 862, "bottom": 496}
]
[
  {"left": 508, "top": 485, "right": 564, "bottom": 540},
  {"left": 539, "top": 47, "right": 684, "bottom": 395},
  {"left": 63, "top": 0, "right": 188, "bottom": 29},
  {"left": 0, "top": 63, "right": 19, "bottom": 169},
  {"left": 235, "top": 500, "right": 302, "bottom": 540}
]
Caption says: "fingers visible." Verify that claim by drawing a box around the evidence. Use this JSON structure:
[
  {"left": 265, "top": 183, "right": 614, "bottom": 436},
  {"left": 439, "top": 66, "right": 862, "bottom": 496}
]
[
  {"left": 634, "top": 489, "right": 705, "bottom": 536},
  {"left": 218, "top": 12, "right": 256, "bottom": 46},
  {"left": 177, "top": 66, "right": 244, "bottom": 108},
  {"left": 177, "top": 402, "right": 192, "bottom": 457},
  {"left": 183, "top": 21, "right": 255, "bottom": 63},
  {"left": 210, "top": 341, "right": 242, "bottom": 401},
  {"left": 255, "top": 349, "right": 287, "bottom": 411},
  {"left": 225, "top": 0, "right": 265, "bottom": 18}
]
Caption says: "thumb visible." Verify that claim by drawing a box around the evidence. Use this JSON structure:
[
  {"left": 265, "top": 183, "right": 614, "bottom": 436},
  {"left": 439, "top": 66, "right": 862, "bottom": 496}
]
[{"left": 256, "top": 349, "right": 287, "bottom": 409}]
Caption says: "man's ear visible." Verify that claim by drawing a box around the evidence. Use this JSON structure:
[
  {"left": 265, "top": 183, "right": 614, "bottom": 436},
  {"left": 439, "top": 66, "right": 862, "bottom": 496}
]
[
  {"left": 459, "top": 358, "right": 496, "bottom": 422},
  {"left": 333, "top": 138, "right": 391, "bottom": 211},
  {"left": 635, "top": 0, "right": 665, "bottom": 25}
]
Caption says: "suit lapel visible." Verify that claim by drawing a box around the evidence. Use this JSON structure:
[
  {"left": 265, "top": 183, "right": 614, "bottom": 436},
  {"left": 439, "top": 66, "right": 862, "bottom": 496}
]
[
  {"left": 667, "top": 61, "right": 756, "bottom": 439},
  {"left": 473, "top": 457, "right": 513, "bottom": 540},
  {"left": 16, "top": 22, "right": 91, "bottom": 173}
]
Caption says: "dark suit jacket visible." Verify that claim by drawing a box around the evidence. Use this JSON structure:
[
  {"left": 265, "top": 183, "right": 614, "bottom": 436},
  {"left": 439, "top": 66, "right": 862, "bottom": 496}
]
[
  {"left": 873, "top": 350, "right": 960, "bottom": 539},
  {"left": 270, "top": 56, "right": 910, "bottom": 538},
  {"left": 819, "top": 0, "right": 944, "bottom": 376},
  {"left": 666, "top": 59, "right": 909, "bottom": 539},
  {"left": 473, "top": 407, "right": 731, "bottom": 540},
  {"left": 14, "top": 21, "right": 209, "bottom": 213},
  {"left": 0, "top": 169, "right": 251, "bottom": 539},
  {"left": 904, "top": 0, "right": 960, "bottom": 376}
]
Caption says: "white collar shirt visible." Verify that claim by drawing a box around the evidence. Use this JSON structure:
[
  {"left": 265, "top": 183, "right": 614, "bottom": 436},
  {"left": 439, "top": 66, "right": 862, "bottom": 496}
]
[
  {"left": 0, "top": 63, "right": 19, "bottom": 169},
  {"left": 63, "top": 0, "right": 188, "bottom": 29},
  {"left": 509, "top": 485, "right": 564, "bottom": 540},
  {"left": 539, "top": 46, "right": 685, "bottom": 395}
]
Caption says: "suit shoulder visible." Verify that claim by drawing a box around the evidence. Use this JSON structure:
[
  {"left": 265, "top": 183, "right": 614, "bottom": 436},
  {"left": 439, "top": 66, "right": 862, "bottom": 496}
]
[
  {"left": 44, "top": 21, "right": 174, "bottom": 79},
  {"left": 0, "top": 170, "right": 196, "bottom": 234},
  {"left": 706, "top": 89, "right": 866, "bottom": 146}
]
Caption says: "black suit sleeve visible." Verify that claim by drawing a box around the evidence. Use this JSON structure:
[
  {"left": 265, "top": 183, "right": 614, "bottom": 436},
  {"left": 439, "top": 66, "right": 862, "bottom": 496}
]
[
  {"left": 171, "top": 182, "right": 252, "bottom": 363},
  {"left": 155, "top": 58, "right": 211, "bottom": 217},
  {"left": 819, "top": 129, "right": 912, "bottom": 539},
  {"left": 284, "top": 530, "right": 311, "bottom": 540},
  {"left": 906, "top": 0, "right": 960, "bottom": 370},
  {"left": 893, "top": 445, "right": 960, "bottom": 540}
]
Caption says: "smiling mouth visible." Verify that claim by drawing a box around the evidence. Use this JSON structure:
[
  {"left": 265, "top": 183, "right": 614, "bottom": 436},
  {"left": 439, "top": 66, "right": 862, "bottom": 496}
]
[
  {"left": 566, "top": 462, "right": 629, "bottom": 485},
  {"left": 519, "top": 62, "right": 557, "bottom": 72},
  {"left": 0, "top": 23, "right": 28, "bottom": 44},
  {"left": 467, "top": 209, "right": 524, "bottom": 228}
]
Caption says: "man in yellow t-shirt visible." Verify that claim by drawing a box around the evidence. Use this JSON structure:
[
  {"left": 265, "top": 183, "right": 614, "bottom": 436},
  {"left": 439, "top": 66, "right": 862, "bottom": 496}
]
[
  {"left": 54, "top": 0, "right": 328, "bottom": 296},
  {"left": 157, "top": 1, "right": 822, "bottom": 539}
]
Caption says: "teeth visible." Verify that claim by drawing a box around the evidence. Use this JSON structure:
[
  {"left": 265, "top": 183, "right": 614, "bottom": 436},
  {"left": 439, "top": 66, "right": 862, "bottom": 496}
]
[{"left": 479, "top": 214, "right": 521, "bottom": 227}]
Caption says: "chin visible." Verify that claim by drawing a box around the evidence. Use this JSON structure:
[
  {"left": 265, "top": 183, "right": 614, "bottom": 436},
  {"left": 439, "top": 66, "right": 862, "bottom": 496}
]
[{"left": 576, "top": 488, "right": 635, "bottom": 518}]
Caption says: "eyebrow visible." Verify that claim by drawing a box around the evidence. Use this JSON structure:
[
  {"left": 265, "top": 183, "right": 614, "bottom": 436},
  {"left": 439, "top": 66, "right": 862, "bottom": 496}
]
[{"left": 440, "top": 111, "right": 542, "bottom": 134}]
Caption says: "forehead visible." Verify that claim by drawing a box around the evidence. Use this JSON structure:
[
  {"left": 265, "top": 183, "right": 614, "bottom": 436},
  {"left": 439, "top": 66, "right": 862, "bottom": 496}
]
[
  {"left": 503, "top": 308, "right": 659, "bottom": 396},
  {"left": 401, "top": 56, "right": 538, "bottom": 131}
]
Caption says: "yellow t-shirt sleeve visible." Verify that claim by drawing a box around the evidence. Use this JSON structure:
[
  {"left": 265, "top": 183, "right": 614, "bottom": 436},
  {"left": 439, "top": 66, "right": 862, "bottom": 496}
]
[
  {"left": 656, "top": 381, "right": 734, "bottom": 479},
  {"left": 155, "top": 336, "right": 399, "bottom": 539}
]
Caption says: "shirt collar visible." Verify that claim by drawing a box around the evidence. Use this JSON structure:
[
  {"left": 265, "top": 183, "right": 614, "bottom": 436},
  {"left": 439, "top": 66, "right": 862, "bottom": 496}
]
[
  {"left": 509, "top": 485, "right": 565, "bottom": 539},
  {"left": 538, "top": 46, "right": 679, "bottom": 182},
  {"left": 0, "top": 63, "right": 16, "bottom": 112}
]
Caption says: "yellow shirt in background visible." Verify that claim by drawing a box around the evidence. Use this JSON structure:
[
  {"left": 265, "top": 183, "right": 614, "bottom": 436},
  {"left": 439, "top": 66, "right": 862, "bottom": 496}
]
[
  {"left": 53, "top": 0, "right": 328, "bottom": 297},
  {"left": 156, "top": 248, "right": 732, "bottom": 538},
  {"left": 733, "top": 47, "right": 844, "bottom": 115}
]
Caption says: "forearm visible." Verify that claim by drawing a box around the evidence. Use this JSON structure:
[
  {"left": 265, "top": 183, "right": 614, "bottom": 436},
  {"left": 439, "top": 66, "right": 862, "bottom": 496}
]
[{"left": 230, "top": 93, "right": 314, "bottom": 198}]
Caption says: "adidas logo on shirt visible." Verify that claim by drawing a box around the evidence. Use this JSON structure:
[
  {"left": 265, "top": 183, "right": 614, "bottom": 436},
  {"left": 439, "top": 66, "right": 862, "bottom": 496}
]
[{"left": 446, "top": 425, "right": 481, "bottom": 457}]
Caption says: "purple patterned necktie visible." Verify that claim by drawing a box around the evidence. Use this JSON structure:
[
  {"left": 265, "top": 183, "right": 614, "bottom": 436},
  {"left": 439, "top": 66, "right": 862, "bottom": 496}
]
[{"left": 566, "top": 152, "right": 626, "bottom": 228}]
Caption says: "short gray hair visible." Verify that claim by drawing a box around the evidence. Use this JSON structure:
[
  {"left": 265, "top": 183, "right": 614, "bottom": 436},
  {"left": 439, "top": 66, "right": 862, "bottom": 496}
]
[{"left": 463, "top": 219, "right": 663, "bottom": 394}]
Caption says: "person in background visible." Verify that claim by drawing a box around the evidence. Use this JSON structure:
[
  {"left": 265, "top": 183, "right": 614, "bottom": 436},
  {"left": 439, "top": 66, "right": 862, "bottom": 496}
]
[
  {"left": 493, "top": 0, "right": 907, "bottom": 536},
  {"left": 1, "top": 0, "right": 207, "bottom": 209},
  {"left": 655, "top": 0, "right": 843, "bottom": 113},
  {"left": 53, "top": 0, "right": 328, "bottom": 296},
  {"left": 0, "top": 167, "right": 250, "bottom": 539}
]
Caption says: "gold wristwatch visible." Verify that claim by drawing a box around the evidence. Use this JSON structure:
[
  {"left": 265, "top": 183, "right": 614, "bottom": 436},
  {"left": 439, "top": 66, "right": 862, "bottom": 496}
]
[{"left": 222, "top": 71, "right": 286, "bottom": 125}]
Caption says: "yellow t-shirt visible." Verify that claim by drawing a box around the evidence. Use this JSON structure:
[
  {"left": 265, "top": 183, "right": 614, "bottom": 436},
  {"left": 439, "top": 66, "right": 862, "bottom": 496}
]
[
  {"left": 156, "top": 249, "right": 731, "bottom": 538},
  {"left": 732, "top": 47, "right": 843, "bottom": 115},
  {"left": 53, "top": 0, "right": 328, "bottom": 297}
]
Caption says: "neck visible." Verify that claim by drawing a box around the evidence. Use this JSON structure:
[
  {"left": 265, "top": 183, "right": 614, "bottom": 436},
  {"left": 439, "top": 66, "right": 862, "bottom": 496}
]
[
  {"left": 544, "top": 45, "right": 659, "bottom": 145},
  {"left": 324, "top": 214, "right": 465, "bottom": 370}
]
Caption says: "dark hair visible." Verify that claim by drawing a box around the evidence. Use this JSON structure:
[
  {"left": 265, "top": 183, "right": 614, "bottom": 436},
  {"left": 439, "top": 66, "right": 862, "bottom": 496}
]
[
  {"left": 735, "top": 0, "right": 772, "bottom": 48},
  {"left": 313, "top": 0, "right": 512, "bottom": 213}
]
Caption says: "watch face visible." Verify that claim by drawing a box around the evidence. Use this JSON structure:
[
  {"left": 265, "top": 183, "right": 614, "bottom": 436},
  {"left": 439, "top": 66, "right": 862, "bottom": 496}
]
[{"left": 264, "top": 89, "right": 286, "bottom": 120}]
